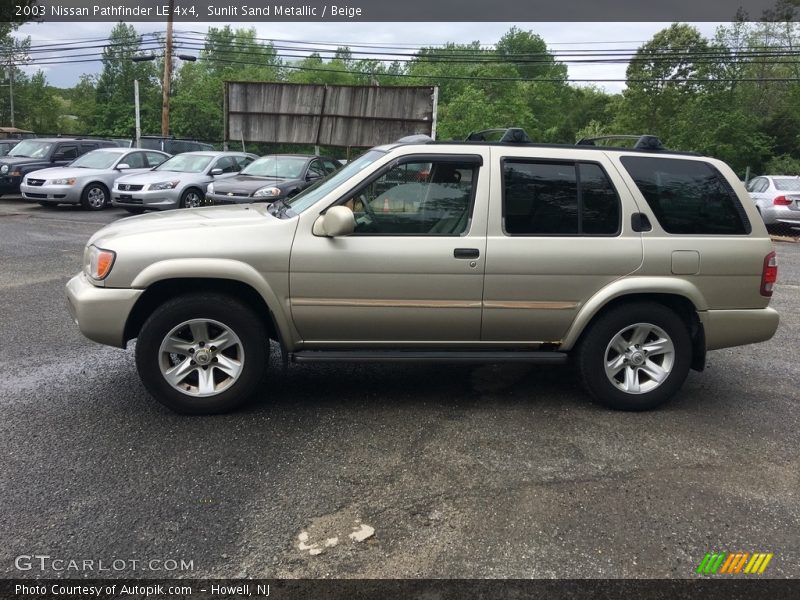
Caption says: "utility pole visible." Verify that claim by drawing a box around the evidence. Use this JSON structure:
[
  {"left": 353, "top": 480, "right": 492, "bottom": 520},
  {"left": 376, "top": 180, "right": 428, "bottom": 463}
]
[
  {"left": 161, "top": 0, "right": 174, "bottom": 136},
  {"left": 9, "top": 68, "right": 14, "bottom": 128},
  {"left": 134, "top": 79, "right": 141, "bottom": 148}
]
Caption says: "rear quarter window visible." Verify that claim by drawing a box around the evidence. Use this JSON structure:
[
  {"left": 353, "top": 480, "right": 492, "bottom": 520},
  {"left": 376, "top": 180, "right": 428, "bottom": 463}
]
[{"left": 620, "top": 156, "right": 750, "bottom": 235}]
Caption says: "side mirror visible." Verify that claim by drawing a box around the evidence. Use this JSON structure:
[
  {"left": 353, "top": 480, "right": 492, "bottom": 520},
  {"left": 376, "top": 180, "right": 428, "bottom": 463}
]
[
  {"left": 210, "top": 168, "right": 223, "bottom": 176},
  {"left": 306, "top": 172, "right": 321, "bottom": 181},
  {"left": 312, "top": 206, "right": 355, "bottom": 237},
  {"left": 116, "top": 163, "right": 130, "bottom": 170}
]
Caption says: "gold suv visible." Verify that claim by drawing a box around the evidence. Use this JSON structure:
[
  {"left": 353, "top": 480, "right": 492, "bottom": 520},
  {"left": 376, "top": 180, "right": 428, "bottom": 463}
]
[{"left": 66, "top": 134, "right": 779, "bottom": 414}]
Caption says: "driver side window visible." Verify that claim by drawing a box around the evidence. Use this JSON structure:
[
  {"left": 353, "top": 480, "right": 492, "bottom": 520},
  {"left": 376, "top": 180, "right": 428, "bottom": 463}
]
[{"left": 340, "top": 159, "right": 477, "bottom": 236}]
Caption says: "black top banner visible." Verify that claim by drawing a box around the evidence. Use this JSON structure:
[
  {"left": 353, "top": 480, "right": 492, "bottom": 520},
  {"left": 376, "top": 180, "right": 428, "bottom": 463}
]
[{"left": 7, "top": 0, "right": 800, "bottom": 22}]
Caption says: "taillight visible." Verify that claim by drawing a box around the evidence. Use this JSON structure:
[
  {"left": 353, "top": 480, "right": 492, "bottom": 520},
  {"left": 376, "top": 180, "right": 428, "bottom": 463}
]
[
  {"left": 761, "top": 251, "right": 778, "bottom": 296},
  {"left": 773, "top": 195, "right": 791, "bottom": 206}
]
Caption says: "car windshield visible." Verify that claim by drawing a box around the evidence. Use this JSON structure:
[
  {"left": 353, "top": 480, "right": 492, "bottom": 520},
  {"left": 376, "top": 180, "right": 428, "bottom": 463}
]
[
  {"left": 242, "top": 156, "right": 308, "bottom": 179},
  {"left": 155, "top": 154, "right": 213, "bottom": 173},
  {"left": 71, "top": 150, "right": 120, "bottom": 169},
  {"left": 284, "top": 150, "right": 387, "bottom": 215},
  {"left": 774, "top": 178, "right": 800, "bottom": 192},
  {"left": 8, "top": 140, "right": 53, "bottom": 158}
]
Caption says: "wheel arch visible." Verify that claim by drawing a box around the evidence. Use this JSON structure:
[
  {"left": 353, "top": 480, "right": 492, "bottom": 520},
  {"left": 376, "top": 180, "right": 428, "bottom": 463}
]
[
  {"left": 561, "top": 286, "right": 706, "bottom": 372},
  {"left": 123, "top": 275, "right": 290, "bottom": 353}
]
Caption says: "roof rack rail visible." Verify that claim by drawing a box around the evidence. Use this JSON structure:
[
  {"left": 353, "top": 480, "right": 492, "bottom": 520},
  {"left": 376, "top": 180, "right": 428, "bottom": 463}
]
[
  {"left": 466, "top": 128, "right": 531, "bottom": 143},
  {"left": 576, "top": 134, "right": 664, "bottom": 151}
]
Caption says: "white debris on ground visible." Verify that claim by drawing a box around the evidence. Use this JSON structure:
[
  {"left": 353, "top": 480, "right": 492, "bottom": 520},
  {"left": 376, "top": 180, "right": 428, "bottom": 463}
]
[
  {"left": 348, "top": 523, "right": 375, "bottom": 542},
  {"left": 295, "top": 509, "right": 375, "bottom": 556}
]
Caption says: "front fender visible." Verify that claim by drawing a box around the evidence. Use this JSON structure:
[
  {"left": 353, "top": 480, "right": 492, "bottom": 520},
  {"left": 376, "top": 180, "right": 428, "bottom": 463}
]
[{"left": 130, "top": 258, "right": 297, "bottom": 347}]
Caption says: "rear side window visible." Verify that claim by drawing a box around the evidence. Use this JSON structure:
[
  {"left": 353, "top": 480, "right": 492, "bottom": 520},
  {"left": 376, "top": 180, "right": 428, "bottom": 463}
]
[
  {"left": 502, "top": 160, "right": 620, "bottom": 235},
  {"left": 621, "top": 157, "right": 749, "bottom": 235}
]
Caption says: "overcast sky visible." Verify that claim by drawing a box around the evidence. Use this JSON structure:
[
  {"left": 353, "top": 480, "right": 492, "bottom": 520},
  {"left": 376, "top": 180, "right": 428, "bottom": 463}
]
[{"left": 16, "top": 21, "right": 725, "bottom": 93}]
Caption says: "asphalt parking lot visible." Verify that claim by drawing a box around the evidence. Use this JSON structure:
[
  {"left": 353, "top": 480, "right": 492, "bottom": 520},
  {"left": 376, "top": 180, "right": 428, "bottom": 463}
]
[{"left": 0, "top": 196, "right": 798, "bottom": 579}]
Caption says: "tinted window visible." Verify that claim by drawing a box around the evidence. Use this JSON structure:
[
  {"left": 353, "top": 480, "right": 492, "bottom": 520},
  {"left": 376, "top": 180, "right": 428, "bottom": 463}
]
[
  {"left": 79, "top": 143, "right": 98, "bottom": 153},
  {"left": 502, "top": 161, "right": 620, "bottom": 235},
  {"left": 322, "top": 159, "right": 340, "bottom": 174},
  {"left": 213, "top": 156, "right": 239, "bottom": 173},
  {"left": 235, "top": 155, "right": 253, "bottom": 169},
  {"left": 122, "top": 151, "right": 147, "bottom": 169},
  {"left": 308, "top": 160, "right": 325, "bottom": 178},
  {"left": 621, "top": 157, "right": 748, "bottom": 235},
  {"left": 341, "top": 159, "right": 477, "bottom": 236},
  {"left": 55, "top": 145, "right": 78, "bottom": 160},
  {"left": 144, "top": 152, "right": 168, "bottom": 167}
]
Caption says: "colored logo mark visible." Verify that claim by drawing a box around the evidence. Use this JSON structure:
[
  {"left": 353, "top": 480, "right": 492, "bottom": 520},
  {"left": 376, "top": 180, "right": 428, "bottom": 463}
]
[{"left": 696, "top": 552, "right": 773, "bottom": 575}]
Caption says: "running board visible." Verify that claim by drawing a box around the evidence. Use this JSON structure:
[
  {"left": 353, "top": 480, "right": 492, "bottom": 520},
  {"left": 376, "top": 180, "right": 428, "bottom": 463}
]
[{"left": 289, "top": 350, "right": 568, "bottom": 364}]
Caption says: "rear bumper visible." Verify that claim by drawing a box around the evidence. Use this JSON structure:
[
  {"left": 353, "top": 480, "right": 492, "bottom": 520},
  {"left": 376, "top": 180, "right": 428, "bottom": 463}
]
[
  {"left": 700, "top": 307, "right": 779, "bottom": 351},
  {"left": 66, "top": 273, "right": 143, "bottom": 348}
]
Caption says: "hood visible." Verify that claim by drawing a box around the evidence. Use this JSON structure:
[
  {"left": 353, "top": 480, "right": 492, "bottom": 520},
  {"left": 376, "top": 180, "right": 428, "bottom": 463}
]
[
  {"left": 88, "top": 203, "right": 298, "bottom": 289},
  {"left": 0, "top": 156, "right": 46, "bottom": 167},
  {"left": 212, "top": 174, "right": 300, "bottom": 196},
  {"left": 91, "top": 203, "right": 272, "bottom": 246},
  {"left": 25, "top": 166, "right": 107, "bottom": 180}
]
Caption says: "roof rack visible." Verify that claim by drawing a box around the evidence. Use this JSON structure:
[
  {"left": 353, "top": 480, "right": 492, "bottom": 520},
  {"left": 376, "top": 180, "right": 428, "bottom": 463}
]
[
  {"left": 466, "top": 128, "right": 532, "bottom": 143},
  {"left": 576, "top": 134, "right": 664, "bottom": 151}
]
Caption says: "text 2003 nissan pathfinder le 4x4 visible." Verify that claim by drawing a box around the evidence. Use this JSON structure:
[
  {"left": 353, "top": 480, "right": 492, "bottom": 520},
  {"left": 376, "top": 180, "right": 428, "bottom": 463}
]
[{"left": 66, "top": 133, "right": 780, "bottom": 414}]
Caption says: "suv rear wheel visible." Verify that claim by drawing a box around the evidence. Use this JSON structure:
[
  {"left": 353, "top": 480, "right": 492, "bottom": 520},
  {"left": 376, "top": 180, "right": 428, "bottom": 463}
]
[
  {"left": 135, "top": 293, "right": 269, "bottom": 414},
  {"left": 577, "top": 303, "right": 691, "bottom": 411}
]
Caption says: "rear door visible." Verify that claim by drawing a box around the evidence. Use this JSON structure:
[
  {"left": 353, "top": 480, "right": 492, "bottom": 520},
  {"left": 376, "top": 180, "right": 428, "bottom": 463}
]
[{"left": 482, "top": 148, "right": 643, "bottom": 343}]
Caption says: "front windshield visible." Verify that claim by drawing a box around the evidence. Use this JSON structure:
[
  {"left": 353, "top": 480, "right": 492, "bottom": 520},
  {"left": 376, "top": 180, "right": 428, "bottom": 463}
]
[
  {"left": 71, "top": 150, "right": 120, "bottom": 170},
  {"left": 774, "top": 178, "right": 800, "bottom": 192},
  {"left": 285, "top": 150, "right": 387, "bottom": 214},
  {"left": 155, "top": 154, "right": 213, "bottom": 173},
  {"left": 243, "top": 156, "right": 308, "bottom": 179},
  {"left": 9, "top": 140, "right": 53, "bottom": 158}
]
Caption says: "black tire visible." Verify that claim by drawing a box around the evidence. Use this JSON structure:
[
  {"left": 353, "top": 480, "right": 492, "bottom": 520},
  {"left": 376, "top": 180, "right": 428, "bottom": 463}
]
[
  {"left": 576, "top": 302, "right": 692, "bottom": 411},
  {"left": 80, "top": 183, "right": 109, "bottom": 211},
  {"left": 179, "top": 188, "right": 203, "bottom": 209},
  {"left": 135, "top": 293, "right": 269, "bottom": 414},
  {"left": 124, "top": 207, "right": 145, "bottom": 214}
]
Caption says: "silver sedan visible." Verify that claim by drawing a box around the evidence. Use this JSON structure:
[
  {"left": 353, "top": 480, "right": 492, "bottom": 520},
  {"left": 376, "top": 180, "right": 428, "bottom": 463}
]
[
  {"left": 747, "top": 175, "right": 800, "bottom": 231},
  {"left": 21, "top": 148, "right": 170, "bottom": 210},
  {"left": 111, "top": 151, "right": 257, "bottom": 212}
]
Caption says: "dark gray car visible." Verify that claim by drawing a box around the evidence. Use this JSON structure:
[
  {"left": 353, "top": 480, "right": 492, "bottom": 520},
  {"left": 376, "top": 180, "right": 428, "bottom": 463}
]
[{"left": 206, "top": 154, "right": 341, "bottom": 205}]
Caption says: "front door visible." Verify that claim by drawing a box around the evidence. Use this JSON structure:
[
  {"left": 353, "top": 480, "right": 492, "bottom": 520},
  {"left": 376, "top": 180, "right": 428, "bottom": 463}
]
[{"left": 289, "top": 152, "right": 490, "bottom": 346}]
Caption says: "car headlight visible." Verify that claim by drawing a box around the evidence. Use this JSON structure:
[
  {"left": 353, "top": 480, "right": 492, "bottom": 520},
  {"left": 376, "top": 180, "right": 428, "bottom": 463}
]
[
  {"left": 207, "top": 182, "right": 214, "bottom": 194},
  {"left": 48, "top": 177, "right": 76, "bottom": 185},
  {"left": 253, "top": 186, "right": 282, "bottom": 198},
  {"left": 84, "top": 245, "right": 116, "bottom": 281},
  {"left": 0, "top": 165, "right": 8, "bottom": 174},
  {"left": 148, "top": 180, "right": 179, "bottom": 191}
]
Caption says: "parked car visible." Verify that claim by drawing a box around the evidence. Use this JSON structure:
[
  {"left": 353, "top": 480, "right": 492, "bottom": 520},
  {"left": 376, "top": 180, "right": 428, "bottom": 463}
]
[
  {"left": 138, "top": 136, "right": 215, "bottom": 154},
  {"left": 0, "top": 139, "right": 19, "bottom": 157},
  {"left": 206, "top": 154, "right": 341, "bottom": 205},
  {"left": 67, "top": 133, "right": 779, "bottom": 415},
  {"left": 111, "top": 151, "right": 256, "bottom": 212},
  {"left": 746, "top": 175, "right": 800, "bottom": 232},
  {"left": 21, "top": 148, "right": 170, "bottom": 210},
  {"left": 0, "top": 138, "right": 117, "bottom": 197}
]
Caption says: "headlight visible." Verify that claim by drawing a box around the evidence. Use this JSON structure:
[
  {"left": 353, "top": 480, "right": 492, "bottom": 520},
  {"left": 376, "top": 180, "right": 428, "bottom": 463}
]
[
  {"left": 207, "top": 182, "right": 214, "bottom": 194},
  {"left": 0, "top": 165, "right": 8, "bottom": 174},
  {"left": 48, "top": 177, "right": 76, "bottom": 185},
  {"left": 253, "top": 186, "right": 282, "bottom": 198},
  {"left": 148, "top": 180, "right": 179, "bottom": 191},
  {"left": 83, "top": 245, "right": 116, "bottom": 281}
]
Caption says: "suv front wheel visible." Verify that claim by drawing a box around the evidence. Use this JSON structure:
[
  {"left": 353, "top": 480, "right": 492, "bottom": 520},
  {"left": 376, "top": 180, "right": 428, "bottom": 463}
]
[
  {"left": 577, "top": 303, "right": 691, "bottom": 411},
  {"left": 135, "top": 293, "right": 269, "bottom": 414}
]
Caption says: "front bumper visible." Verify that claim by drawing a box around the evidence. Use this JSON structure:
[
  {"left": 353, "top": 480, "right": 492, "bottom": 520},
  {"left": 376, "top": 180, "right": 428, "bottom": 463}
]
[
  {"left": 21, "top": 182, "right": 82, "bottom": 204},
  {"left": 66, "top": 273, "right": 143, "bottom": 348},
  {"left": 112, "top": 188, "right": 181, "bottom": 210},
  {"left": 700, "top": 307, "right": 780, "bottom": 351},
  {"left": 0, "top": 175, "right": 23, "bottom": 195}
]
